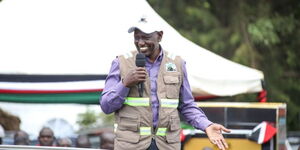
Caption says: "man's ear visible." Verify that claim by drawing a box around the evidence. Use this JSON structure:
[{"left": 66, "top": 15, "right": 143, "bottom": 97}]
[{"left": 157, "top": 31, "right": 163, "bottom": 42}]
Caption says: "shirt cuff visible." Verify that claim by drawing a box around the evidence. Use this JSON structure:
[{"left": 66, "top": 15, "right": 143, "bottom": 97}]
[{"left": 199, "top": 119, "right": 213, "bottom": 131}]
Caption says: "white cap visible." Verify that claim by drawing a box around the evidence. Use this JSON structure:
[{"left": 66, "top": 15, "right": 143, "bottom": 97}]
[
  {"left": 128, "top": 15, "right": 163, "bottom": 34},
  {"left": 0, "top": 125, "right": 5, "bottom": 138}
]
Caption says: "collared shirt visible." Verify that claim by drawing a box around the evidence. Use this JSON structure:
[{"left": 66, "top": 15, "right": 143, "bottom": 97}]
[{"left": 100, "top": 50, "right": 212, "bottom": 131}]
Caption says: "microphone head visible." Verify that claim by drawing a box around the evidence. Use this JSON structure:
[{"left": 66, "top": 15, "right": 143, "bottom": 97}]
[{"left": 135, "top": 53, "right": 146, "bottom": 67}]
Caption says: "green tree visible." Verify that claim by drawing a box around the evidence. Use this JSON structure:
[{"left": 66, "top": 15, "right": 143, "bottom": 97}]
[
  {"left": 148, "top": 0, "right": 300, "bottom": 130},
  {"left": 76, "top": 107, "right": 114, "bottom": 130},
  {"left": 76, "top": 107, "right": 98, "bottom": 129}
]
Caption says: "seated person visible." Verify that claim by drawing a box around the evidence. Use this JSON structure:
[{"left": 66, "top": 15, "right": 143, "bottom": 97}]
[
  {"left": 75, "top": 135, "right": 91, "bottom": 148},
  {"left": 56, "top": 137, "right": 72, "bottom": 147},
  {"left": 100, "top": 132, "right": 115, "bottom": 150},
  {"left": 37, "top": 127, "right": 55, "bottom": 146},
  {"left": 0, "top": 125, "right": 4, "bottom": 144},
  {"left": 14, "top": 130, "right": 30, "bottom": 145}
]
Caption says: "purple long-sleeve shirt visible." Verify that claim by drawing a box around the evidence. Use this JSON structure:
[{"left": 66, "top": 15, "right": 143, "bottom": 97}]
[{"left": 100, "top": 51, "right": 212, "bottom": 131}]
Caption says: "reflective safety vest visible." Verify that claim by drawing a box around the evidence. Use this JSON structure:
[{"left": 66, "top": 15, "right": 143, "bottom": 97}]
[{"left": 114, "top": 50, "right": 184, "bottom": 150}]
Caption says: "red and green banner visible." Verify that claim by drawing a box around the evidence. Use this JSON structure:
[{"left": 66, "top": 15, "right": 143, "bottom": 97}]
[
  {"left": 0, "top": 74, "right": 221, "bottom": 103},
  {"left": 0, "top": 74, "right": 106, "bottom": 104}
]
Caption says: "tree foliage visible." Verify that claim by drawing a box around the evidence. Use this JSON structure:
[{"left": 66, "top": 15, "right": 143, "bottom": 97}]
[
  {"left": 76, "top": 107, "right": 114, "bottom": 130},
  {"left": 148, "top": 0, "right": 300, "bottom": 130}
]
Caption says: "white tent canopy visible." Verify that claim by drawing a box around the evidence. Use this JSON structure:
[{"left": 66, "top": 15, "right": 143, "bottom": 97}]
[{"left": 0, "top": 0, "right": 263, "bottom": 97}]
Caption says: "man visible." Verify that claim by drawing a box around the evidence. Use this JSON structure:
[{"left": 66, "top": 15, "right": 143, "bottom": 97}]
[
  {"left": 100, "top": 132, "right": 115, "bottom": 150},
  {"left": 100, "top": 16, "right": 230, "bottom": 150},
  {"left": 75, "top": 135, "right": 91, "bottom": 148},
  {"left": 0, "top": 125, "right": 4, "bottom": 144},
  {"left": 37, "top": 127, "right": 55, "bottom": 146},
  {"left": 14, "top": 130, "right": 30, "bottom": 145},
  {"left": 57, "top": 137, "right": 72, "bottom": 147}
]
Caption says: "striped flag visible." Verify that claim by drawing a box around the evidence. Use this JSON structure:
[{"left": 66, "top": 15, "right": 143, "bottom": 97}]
[
  {"left": 0, "top": 74, "right": 106, "bottom": 104},
  {"left": 248, "top": 121, "right": 277, "bottom": 144}
]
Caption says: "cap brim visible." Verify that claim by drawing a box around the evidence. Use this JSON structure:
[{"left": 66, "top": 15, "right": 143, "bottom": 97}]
[
  {"left": 128, "top": 27, "right": 149, "bottom": 34},
  {"left": 128, "top": 27, "right": 136, "bottom": 33}
]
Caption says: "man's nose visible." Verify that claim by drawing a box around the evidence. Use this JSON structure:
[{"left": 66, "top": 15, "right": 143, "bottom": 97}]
[{"left": 137, "top": 39, "right": 145, "bottom": 45}]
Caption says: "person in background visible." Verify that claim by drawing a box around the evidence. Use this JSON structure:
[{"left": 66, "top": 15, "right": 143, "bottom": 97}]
[
  {"left": 0, "top": 125, "right": 4, "bottom": 144},
  {"left": 37, "top": 127, "right": 55, "bottom": 146},
  {"left": 75, "top": 135, "right": 91, "bottom": 148},
  {"left": 14, "top": 130, "right": 30, "bottom": 145},
  {"left": 100, "top": 16, "right": 230, "bottom": 150},
  {"left": 100, "top": 132, "right": 115, "bottom": 150},
  {"left": 56, "top": 137, "right": 72, "bottom": 147}
]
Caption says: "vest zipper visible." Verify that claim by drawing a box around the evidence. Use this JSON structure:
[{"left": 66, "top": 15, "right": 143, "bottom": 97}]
[
  {"left": 147, "top": 75, "right": 155, "bottom": 140},
  {"left": 153, "top": 97, "right": 161, "bottom": 139}
]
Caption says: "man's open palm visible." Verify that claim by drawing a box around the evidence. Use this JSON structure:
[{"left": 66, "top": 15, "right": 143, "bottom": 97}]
[{"left": 205, "top": 123, "right": 231, "bottom": 150}]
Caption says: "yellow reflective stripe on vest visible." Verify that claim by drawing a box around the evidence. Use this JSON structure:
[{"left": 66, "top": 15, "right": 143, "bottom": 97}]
[
  {"left": 156, "top": 128, "right": 167, "bottom": 136},
  {"left": 124, "top": 97, "right": 178, "bottom": 107},
  {"left": 124, "top": 97, "right": 150, "bottom": 106},
  {"left": 139, "top": 127, "right": 167, "bottom": 136},
  {"left": 161, "top": 99, "right": 179, "bottom": 108},
  {"left": 140, "top": 127, "right": 151, "bottom": 135}
]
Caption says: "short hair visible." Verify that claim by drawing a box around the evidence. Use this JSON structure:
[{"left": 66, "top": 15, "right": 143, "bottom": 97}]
[
  {"left": 57, "top": 137, "right": 72, "bottom": 147},
  {"left": 100, "top": 132, "right": 115, "bottom": 150},
  {"left": 39, "top": 127, "right": 54, "bottom": 137},
  {"left": 38, "top": 127, "right": 55, "bottom": 146},
  {"left": 76, "top": 135, "right": 91, "bottom": 148},
  {"left": 14, "top": 130, "right": 30, "bottom": 145}
]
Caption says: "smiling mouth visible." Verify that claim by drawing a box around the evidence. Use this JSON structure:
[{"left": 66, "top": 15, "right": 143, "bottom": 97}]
[{"left": 139, "top": 46, "right": 149, "bottom": 52}]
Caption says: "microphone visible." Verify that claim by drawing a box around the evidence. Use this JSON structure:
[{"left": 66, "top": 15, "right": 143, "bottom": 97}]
[{"left": 135, "top": 53, "right": 146, "bottom": 97}]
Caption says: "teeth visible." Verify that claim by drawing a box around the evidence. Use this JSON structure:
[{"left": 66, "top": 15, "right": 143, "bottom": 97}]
[{"left": 140, "top": 47, "right": 148, "bottom": 50}]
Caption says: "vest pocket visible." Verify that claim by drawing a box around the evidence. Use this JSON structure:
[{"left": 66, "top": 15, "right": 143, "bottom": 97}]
[
  {"left": 166, "top": 116, "right": 181, "bottom": 143},
  {"left": 116, "top": 115, "right": 140, "bottom": 143},
  {"left": 163, "top": 73, "right": 180, "bottom": 99}
]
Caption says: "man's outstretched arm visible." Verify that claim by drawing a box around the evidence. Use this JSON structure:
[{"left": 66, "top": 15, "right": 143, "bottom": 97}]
[
  {"left": 178, "top": 61, "right": 230, "bottom": 150},
  {"left": 178, "top": 61, "right": 212, "bottom": 130}
]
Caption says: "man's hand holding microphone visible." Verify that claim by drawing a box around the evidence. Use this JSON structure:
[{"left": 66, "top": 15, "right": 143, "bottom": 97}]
[{"left": 122, "top": 53, "right": 146, "bottom": 97}]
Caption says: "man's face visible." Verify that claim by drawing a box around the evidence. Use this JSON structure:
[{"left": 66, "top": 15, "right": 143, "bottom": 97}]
[
  {"left": 134, "top": 29, "right": 162, "bottom": 58},
  {"left": 38, "top": 129, "right": 54, "bottom": 146}
]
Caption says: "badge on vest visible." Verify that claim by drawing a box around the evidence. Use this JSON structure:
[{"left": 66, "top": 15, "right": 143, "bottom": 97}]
[{"left": 166, "top": 62, "right": 177, "bottom": 72}]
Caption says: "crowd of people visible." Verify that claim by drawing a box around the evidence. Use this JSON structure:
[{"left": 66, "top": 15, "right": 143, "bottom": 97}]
[
  {"left": 0, "top": 126, "right": 115, "bottom": 149},
  {"left": 13, "top": 127, "right": 92, "bottom": 148}
]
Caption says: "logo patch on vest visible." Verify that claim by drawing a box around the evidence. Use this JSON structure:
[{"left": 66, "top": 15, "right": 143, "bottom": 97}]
[{"left": 166, "top": 62, "right": 177, "bottom": 72}]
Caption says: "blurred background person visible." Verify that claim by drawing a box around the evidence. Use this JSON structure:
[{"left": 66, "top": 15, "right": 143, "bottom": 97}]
[
  {"left": 37, "top": 127, "right": 55, "bottom": 146},
  {"left": 75, "top": 135, "right": 91, "bottom": 148},
  {"left": 14, "top": 130, "right": 30, "bottom": 145},
  {"left": 56, "top": 137, "right": 72, "bottom": 147},
  {"left": 0, "top": 125, "right": 4, "bottom": 144},
  {"left": 99, "top": 132, "right": 115, "bottom": 150}
]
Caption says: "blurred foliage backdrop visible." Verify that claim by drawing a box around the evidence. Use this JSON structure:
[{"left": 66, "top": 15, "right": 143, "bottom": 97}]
[
  {"left": 148, "top": 0, "right": 300, "bottom": 131},
  {"left": 77, "top": 107, "right": 114, "bottom": 130}
]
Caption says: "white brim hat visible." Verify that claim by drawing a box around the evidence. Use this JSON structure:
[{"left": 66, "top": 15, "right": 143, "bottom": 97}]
[{"left": 128, "top": 15, "right": 162, "bottom": 34}]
